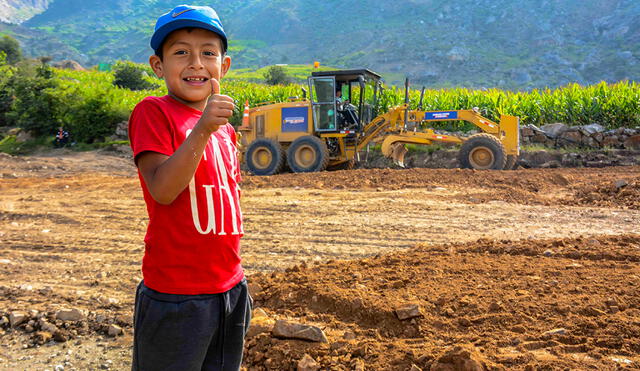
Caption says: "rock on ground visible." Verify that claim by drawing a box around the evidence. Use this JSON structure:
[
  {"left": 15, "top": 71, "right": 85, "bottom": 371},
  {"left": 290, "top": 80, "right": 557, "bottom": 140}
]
[
  {"left": 56, "top": 308, "right": 85, "bottom": 322},
  {"left": 395, "top": 304, "right": 422, "bottom": 320},
  {"left": 297, "top": 354, "right": 320, "bottom": 371},
  {"left": 272, "top": 320, "right": 328, "bottom": 343},
  {"left": 430, "top": 344, "right": 495, "bottom": 371},
  {"left": 9, "top": 311, "right": 27, "bottom": 327}
]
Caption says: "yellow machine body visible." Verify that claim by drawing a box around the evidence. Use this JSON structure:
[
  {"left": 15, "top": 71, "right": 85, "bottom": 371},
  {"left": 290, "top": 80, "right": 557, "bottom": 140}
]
[
  {"left": 238, "top": 100, "right": 358, "bottom": 169},
  {"left": 239, "top": 100, "right": 314, "bottom": 146}
]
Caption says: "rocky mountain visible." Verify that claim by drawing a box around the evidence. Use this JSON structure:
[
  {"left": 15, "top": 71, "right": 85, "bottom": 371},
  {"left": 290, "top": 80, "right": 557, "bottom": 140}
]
[
  {"left": 2, "top": 0, "right": 640, "bottom": 89},
  {"left": 0, "top": 0, "right": 49, "bottom": 24}
]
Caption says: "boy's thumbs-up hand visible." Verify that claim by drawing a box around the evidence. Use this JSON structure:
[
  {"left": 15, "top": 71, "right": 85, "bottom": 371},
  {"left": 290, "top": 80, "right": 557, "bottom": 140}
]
[{"left": 198, "top": 78, "right": 235, "bottom": 133}]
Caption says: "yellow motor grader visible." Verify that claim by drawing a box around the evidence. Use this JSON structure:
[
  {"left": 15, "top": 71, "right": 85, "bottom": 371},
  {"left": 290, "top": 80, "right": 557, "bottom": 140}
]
[{"left": 238, "top": 69, "right": 520, "bottom": 175}]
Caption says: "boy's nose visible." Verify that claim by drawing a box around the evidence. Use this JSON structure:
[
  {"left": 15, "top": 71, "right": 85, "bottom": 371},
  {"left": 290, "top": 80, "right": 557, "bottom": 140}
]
[{"left": 189, "top": 54, "right": 205, "bottom": 69}]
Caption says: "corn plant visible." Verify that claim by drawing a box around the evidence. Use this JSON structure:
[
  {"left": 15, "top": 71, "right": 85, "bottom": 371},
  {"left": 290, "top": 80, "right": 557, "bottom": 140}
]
[{"left": 43, "top": 66, "right": 640, "bottom": 142}]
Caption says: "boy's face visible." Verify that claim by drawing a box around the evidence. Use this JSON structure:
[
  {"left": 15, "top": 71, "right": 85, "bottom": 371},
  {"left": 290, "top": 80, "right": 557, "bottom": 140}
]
[{"left": 149, "top": 28, "right": 231, "bottom": 111}]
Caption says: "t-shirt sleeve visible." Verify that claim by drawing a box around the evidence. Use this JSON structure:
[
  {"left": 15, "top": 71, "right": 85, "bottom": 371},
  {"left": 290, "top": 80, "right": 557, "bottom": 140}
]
[{"left": 128, "top": 98, "right": 175, "bottom": 163}]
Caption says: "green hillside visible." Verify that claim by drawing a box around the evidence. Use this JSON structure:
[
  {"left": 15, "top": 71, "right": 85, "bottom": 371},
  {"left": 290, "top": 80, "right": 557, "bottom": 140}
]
[
  {"left": 0, "top": 21, "right": 85, "bottom": 63},
  {"left": 3, "top": 0, "right": 638, "bottom": 89}
]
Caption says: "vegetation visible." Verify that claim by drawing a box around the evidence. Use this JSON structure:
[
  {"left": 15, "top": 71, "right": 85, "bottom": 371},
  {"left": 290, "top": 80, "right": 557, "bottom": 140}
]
[
  {"left": 0, "top": 56, "right": 638, "bottom": 153},
  {"left": 227, "top": 64, "right": 334, "bottom": 83},
  {"left": 5, "top": 60, "right": 62, "bottom": 137},
  {"left": 0, "top": 35, "right": 22, "bottom": 65},
  {"left": 262, "top": 66, "right": 290, "bottom": 85},
  {"left": 112, "top": 61, "right": 160, "bottom": 91},
  {"left": 381, "top": 81, "right": 640, "bottom": 131},
  {"left": 0, "top": 52, "right": 12, "bottom": 126}
]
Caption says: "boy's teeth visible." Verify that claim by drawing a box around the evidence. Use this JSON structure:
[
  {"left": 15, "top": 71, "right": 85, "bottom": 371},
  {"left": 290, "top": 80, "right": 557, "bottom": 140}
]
[{"left": 186, "top": 77, "right": 206, "bottom": 81}]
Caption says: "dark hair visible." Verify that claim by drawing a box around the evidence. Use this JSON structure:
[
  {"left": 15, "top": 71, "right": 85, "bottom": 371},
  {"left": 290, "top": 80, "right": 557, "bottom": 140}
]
[{"left": 154, "top": 28, "right": 227, "bottom": 61}]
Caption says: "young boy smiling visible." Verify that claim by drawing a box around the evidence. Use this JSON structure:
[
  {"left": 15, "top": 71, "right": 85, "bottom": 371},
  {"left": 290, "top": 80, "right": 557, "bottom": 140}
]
[{"left": 128, "top": 5, "right": 250, "bottom": 370}]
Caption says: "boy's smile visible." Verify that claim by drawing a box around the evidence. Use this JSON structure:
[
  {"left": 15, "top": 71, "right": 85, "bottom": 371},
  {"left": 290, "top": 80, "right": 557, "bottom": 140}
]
[{"left": 149, "top": 28, "right": 231, "bottom": 111}]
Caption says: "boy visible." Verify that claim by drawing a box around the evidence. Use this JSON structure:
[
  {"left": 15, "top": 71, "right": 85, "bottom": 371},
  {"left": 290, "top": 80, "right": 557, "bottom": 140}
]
[{"left": 128, "top": 5, "right": 250, "bottom": 370}]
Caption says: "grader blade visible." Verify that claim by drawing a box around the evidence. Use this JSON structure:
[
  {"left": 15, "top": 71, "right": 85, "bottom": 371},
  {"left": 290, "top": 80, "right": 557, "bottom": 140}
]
[{"left": 391, "top": 142, "right": 408, "bottom": 168}]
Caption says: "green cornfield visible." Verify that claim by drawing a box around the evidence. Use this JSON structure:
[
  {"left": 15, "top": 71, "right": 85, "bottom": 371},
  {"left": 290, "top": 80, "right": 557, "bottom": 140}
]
[
  {"left": 379, "top": 82, "right": 640, "bottom": 131},
  {"left": 55, "top": 68, "right": 640, "bottom": 131}
]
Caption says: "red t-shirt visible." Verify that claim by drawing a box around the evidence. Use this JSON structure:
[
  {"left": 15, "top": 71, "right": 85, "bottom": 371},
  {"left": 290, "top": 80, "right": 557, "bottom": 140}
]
[{"left": 128, "top": 95, "right": 244, "bottom": 295}]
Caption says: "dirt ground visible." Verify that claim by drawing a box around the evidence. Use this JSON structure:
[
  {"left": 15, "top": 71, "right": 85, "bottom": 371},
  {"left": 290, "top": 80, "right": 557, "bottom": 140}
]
[{"left": 0, "top": 149, "right": 638, "bottom": 370}]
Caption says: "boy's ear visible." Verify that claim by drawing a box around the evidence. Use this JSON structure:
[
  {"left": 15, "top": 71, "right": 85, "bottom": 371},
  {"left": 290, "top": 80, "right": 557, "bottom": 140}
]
[
  {"left": 149, "top": 55, "right": 164, "bottom": 78},
  {"left": 220, "top": 55, "right": 232, "bottom": 79}
]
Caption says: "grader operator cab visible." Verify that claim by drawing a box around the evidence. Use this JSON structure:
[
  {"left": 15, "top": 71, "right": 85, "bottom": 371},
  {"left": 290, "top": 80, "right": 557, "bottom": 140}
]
[
  {"left": 308, "top": 69, "right": 381, "bottom": 134},
  {"left": 238, "top": 69, "right": 520, "bottom": 176}
]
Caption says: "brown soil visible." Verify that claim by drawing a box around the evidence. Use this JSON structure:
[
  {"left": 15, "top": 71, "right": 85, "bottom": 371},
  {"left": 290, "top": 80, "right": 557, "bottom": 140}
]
[
  {"left": 242, "top": 166, "right": 640, "bottom": 209},
  {"left": 248, "top": 234, "right": 640, "bottom": 370},
  {"left": 0, "top": 150, "right": 638, "bottom": 370},
  {"left": 571, "top": 177, "right": 640, "bottom": 210}
]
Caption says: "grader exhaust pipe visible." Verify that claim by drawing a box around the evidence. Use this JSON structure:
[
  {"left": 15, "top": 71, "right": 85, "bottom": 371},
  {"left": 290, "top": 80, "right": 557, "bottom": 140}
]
[
  {"left": 404, "top": 78, "right": 410, "bottom": 129},
  {"left": 418, "top": 86, "right": 425, "bottom": 110}
]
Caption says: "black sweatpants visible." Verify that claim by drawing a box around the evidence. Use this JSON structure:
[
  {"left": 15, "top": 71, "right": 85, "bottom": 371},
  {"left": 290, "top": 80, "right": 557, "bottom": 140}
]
[{"left": 132, "top": 279, "right": 252, "bottom": 371}]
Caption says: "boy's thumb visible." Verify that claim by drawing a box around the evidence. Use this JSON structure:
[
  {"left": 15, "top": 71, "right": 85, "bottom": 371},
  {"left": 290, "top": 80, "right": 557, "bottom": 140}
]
[{"left": 210, "top": 78, "right": 220, "bottom": 97}]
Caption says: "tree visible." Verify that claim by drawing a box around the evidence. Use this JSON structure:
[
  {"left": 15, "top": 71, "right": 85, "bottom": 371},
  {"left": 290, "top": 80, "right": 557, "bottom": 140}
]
[
  {"left": 0, "top": 35, "right": 22, "bottom": 65},
  {"left": 113, "top": 61, "right": 158, "bottom": 91},
  {"left": 5, "top": 63, "right": 63, "bottom": 135},
  {"left": 0, "top": 51, "right": 14, "bottom": 126},
  {"left": 263, "top": 65, "right": 289, "bottom": 85}
]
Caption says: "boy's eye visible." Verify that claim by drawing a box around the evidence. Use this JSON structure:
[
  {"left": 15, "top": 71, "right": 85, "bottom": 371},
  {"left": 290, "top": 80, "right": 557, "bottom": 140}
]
[
  {"left": 203, "top": 51, "right": 218, "bottom": 57},
  {"left": 174, "top": 50, "right": 188, "bottom": 55}
]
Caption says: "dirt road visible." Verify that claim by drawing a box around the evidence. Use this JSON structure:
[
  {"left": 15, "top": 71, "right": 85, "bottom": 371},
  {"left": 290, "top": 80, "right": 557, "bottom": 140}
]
[{"left": 0, "top": 150, "right": 638, "bottom": 370}]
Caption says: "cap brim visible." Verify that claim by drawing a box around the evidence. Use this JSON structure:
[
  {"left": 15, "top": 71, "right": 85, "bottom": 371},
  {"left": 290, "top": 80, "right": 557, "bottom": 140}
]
[{"left": 150, "top": 19, "right": 228, "bottom": 52}]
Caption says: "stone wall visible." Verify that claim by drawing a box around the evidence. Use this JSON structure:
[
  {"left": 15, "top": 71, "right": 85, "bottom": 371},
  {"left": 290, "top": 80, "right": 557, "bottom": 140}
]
[
  {"left": 520, "top": 123, "right": 640, "bottom": 150},
  {"left": 365, "top": 148, "right": 640, "bottom": 170}
]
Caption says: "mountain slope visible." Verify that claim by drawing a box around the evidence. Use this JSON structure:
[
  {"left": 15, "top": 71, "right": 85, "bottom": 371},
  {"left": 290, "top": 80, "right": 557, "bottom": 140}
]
[
  {"left": 0, "top": 0, "right": 50, "bottom": 24},
  {"left": 11, "top": 0, "right": 640, "bottom": 88},
  {"left": 0, "top": 21, "right": 86, "bottom": 63}
]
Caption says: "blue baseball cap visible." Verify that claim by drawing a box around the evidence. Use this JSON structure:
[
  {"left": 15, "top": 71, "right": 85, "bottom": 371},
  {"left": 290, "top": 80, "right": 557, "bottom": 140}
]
[{"left": 151, "top": 5, "right": 228, "bottom": 53}]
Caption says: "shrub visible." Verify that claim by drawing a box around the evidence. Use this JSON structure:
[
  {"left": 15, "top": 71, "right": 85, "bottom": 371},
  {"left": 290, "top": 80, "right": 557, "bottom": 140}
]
[
  {"left": 112, "top": 61, "right": 159, "bottom": 91},
  {"left": 0, "top": 35, "right": 22, "bottom": 65},
  {"left": 0, "top": 53, "right": 15, "bottom": 126},
  {"left": 5, "top": 63, "right": 63, "bottom": 136},
  {"left": 0, "top": 134, "right": 50, "bottom": 155},
  {"left": 263, "top": 66, "right": 290, "bottom": 85},
  {"left": 64, "top": 94, "right": 129, "bottom": 143},
  {"left": 0, "top": 135, "right": 19, "bottom": 154}
]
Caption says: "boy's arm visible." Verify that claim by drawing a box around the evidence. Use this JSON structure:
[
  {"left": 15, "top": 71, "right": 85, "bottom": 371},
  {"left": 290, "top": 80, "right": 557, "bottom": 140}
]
[{"left": 137, "top": 79, "right": 234, "bottom": 205}]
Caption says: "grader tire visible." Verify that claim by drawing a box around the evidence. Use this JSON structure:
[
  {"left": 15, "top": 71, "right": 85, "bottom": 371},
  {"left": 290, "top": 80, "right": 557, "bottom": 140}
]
[
  {"left": 287, "top": 136, "right": 330, "bottom": 173},
  {"left": 246, "top": 138, "right": 285, "bottom": 176},
  {"left": 505, "top": 155, "right": 519, "bottom": 170},
  {"left": 458, "top": 134, "right": 507, "bottom": 170}
]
